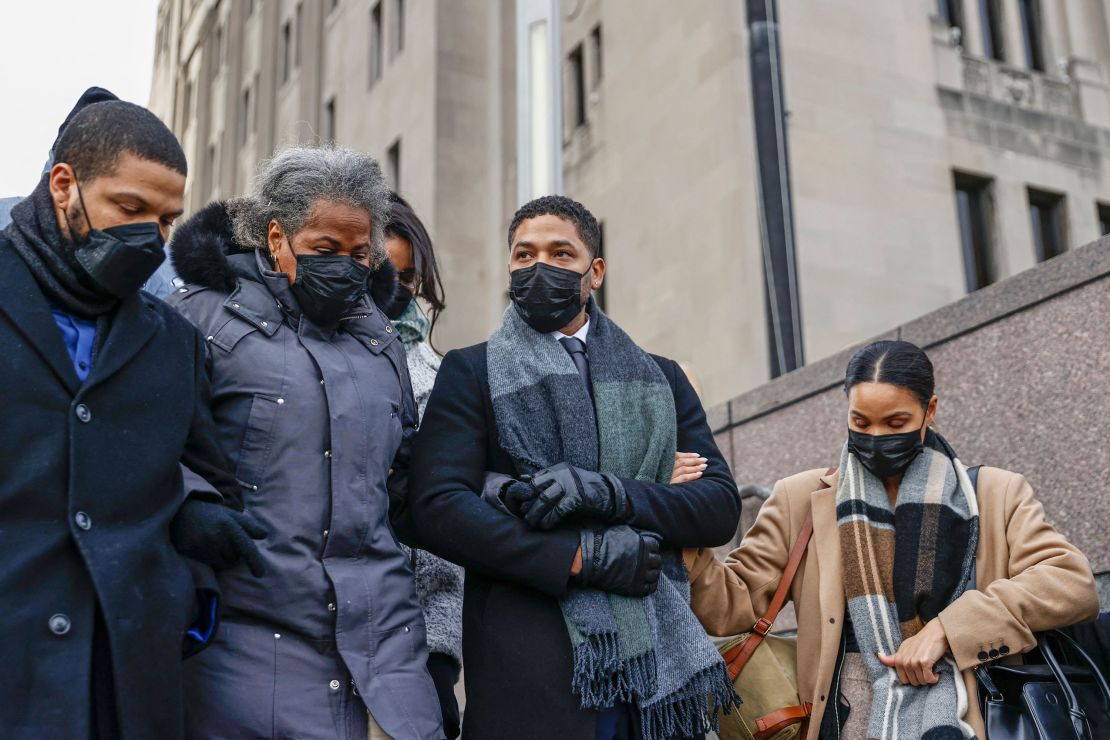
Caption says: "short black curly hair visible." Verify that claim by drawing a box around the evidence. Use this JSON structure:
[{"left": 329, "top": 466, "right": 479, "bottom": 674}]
[
  {"left": 54, "top": 101, "right": 187, "bottom": 183},
  {"left": 507, "top": 194, "right": 601, "bottom": 259}
]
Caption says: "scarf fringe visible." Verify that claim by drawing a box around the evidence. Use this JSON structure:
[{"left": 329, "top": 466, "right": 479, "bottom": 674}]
[
  {"left": 638, "top": 661, "right": 741, "bottom": 740},
  {"left": 571, "top": 633, "right": 657, "bottom": 708}
]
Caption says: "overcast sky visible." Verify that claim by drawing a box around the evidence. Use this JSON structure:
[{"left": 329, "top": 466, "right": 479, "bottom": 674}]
[{"left": 0, "top": 1, "right": 158, "bottom": 197}]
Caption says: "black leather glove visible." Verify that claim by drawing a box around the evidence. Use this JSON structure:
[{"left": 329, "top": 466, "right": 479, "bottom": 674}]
[
  {"left": 426, "top": 652, "right": 461, "bottom": 739},
  {"left": 516, "top": 462, "right": 632, "bottom": 530},
  {"left": 574, "top": 526, "right": 663, "bottom": 597},
  {"left": 501, "top": 479, "right": 538, "bottom": 518},
  {"left": 170, "top": 498, "right": 268, "bottom": 577}
]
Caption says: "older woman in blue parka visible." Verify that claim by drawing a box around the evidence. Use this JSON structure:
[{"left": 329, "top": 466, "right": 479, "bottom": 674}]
[{"left": 167, "top": 145, "right": 443, "bottom": 740}]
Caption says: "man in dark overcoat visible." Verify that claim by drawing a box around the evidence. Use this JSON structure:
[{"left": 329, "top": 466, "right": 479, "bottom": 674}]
[
  {"left": 0, "top": 100, "right": 263, "bottom": 739},
  {"left": 410, "top": 196, "right": 742, "bottom": 739}
]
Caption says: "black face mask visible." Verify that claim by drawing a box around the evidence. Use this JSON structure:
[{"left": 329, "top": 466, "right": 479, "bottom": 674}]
[
  {"left": 383, "top": 285, "right": 413, "bottom": 321},
  {"left": 847, "top": 427, "right": 925, "bottom": 479},
  {"left": 509, "top": 262, "right": 589, "bottom": 333},
  {"left": 70, "top": 183, "right": 166, "bottom": 298},
  {"left": 290, "top": 253, "right": 371, "bottom": 327}
]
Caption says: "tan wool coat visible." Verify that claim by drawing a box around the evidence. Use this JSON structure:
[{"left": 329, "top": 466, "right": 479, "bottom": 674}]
[{"left": 685, "top": 466, "right": 1100, "bottom": 740}]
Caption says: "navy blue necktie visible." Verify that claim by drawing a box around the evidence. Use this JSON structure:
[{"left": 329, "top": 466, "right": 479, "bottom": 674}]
[{"left": 559, "top": 336, "right": 592, "bottom": 399}]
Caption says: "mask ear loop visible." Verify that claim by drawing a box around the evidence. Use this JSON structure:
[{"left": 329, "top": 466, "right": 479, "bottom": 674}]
[{"left": 72, "top": 169, "right": 95, "bottom": 235}]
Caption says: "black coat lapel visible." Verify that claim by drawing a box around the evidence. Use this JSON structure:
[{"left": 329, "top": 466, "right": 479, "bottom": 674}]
[
  {"left": 0, "top": 241, "right": 81, "bottom": 394},
  {"left": 84, "top": 291, "right": 160, "bottom": 391}
]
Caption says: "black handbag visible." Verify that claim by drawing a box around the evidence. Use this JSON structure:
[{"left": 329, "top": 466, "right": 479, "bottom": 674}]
[{"left": 975, "top": 629, "right": 1110, "bottom": 739}]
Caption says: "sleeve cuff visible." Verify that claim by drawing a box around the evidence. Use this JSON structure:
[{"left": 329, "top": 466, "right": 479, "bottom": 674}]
[
  {"left": 537, "top": 529, "right": 583, "bottom": 600},
  {"left": 937, "top": 592, "right": 1031, "bottom": 671}
]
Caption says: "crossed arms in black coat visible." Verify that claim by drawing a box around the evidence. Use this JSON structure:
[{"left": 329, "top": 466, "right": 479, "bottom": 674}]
[{"left": 408, "top": 347, "right": 740, "bottom": 599}]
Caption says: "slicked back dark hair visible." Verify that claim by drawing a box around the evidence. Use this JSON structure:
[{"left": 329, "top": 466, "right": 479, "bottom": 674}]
[
  {"left": 844, "top": 340, "right": 935, "bottom": 409},
  {"left": 508, "top": 194, "right": 601, "bottom": 259},
  {"left": 53, "top": 101, "right": 187, "bottom": 182}
]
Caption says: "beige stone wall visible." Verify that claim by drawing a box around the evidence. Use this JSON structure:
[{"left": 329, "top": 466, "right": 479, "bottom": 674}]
[
  {"left": 559, "top": 0, "right": 770, "bottom": 405},
  {"left": 151, "top": 0, "right": 1110, "bottom": 410}
]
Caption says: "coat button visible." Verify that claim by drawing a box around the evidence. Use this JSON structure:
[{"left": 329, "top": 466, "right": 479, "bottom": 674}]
[
  {"left": 329, "top": 679, "right": 341, "bottom": 691},
  {"left": 829, "top": 617, "right": 836, "bottom": 624},
  {"left": 989, "top": 649, "right": 1000, "bottom": 659},
  {"left": 261, "top": 321, "right": 269, "bottom": 327},
  {"left": 327, "top": 602, "right": 336, "bottom": 612},
  {"left": 324, "top": 450, "right": 332, "bottom": 459},
  {"left": 385, "top": 325, "right": 393, "bottom": 333},
  {"left": 999, "top": 645, "right": 1010, "bottom": 655},
  {"left": 978, "top": 651, "right": 990, "bottom": 661},
  {"left": 370, "top": 338, "right": 379, "bottom": 346},
  {"left": 49, "top": 614, "right": 71, "bottom": 635},
  {"left": 75, "top": 512, "right": 92, "bottom": 530},
  {"left": 75, "top": 404, "right": 92, "bottom": 423}
]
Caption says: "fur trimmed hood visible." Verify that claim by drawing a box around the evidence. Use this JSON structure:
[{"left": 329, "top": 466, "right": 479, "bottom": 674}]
[{"left": 169, "top": 200, "right": 408, "bottom": 315}]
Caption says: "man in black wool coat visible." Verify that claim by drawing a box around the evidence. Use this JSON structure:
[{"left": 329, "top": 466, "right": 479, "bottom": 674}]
[
  {"left": 410, "top": 195, "right": 742, "bottom": 740},
  {"left": 0, "top": 98, "right": 265, "bottom": 739}
]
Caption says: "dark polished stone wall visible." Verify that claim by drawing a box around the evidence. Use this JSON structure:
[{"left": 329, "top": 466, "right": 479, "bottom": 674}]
[{"left": 711, "top": 238, "right": 1110, "bottom": 599}]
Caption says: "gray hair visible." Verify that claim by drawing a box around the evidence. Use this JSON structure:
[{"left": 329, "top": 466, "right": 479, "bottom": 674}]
[{"left": 229, "top": 145, "right": 391, "bottom": 267}]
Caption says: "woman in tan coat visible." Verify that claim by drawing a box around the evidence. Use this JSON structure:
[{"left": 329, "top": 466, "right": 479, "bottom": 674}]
[{"left": 685, "top": 340, "right": 1099, "bottom": 739}]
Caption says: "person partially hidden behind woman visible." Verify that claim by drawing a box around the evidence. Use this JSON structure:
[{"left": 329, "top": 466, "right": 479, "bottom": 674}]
[
  {"left": 685, "top": 340, "right": 1099, "bottom": 740},
  {"left": 384, "top": 192, "right": 465, "bottom": 738}
]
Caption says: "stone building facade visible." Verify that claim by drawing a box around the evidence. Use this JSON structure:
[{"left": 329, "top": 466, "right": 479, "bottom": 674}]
[{"left": 150, "top": 0, "right": 1110, "bottom": 406}]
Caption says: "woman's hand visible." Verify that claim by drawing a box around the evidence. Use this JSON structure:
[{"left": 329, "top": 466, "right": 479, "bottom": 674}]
[
  {"left": 877, "top": 618, "right": 949, "bottom": 685},
  {"left": 670, "top": 451, "right": 707, "bottom": 484}
]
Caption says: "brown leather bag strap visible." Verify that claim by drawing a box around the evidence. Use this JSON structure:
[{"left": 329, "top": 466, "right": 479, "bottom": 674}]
[
  {"left": 723, "top": 467, "right": 835, "bottom": 680},
  {"left": 754, "top": 702, "right": 813, "bottom": 740}
]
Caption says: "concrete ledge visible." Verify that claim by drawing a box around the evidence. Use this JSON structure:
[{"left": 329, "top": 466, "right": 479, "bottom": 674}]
[{"left": 713, "top": 236, "right": 1110, "bottom": 432}]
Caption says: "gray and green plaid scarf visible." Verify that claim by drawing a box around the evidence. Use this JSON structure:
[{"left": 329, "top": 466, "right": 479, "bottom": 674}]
[
  {"left": 487, "top": 300, "right": 737, "bottom": 740},
  {"left": 836, "top": 432, "right": 979, "bottom": 740}
]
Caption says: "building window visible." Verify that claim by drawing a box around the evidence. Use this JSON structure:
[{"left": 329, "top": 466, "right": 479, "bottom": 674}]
[
  {"left": 391, "top": 0, "right": 405, "bottom": 58},
  {"left": 1097, "top": 202, "right": 1110, "bottom": 235},
  {"left": 183, "top": 80, "right": 194, "bottom": 125},
  {"left": 208, "top": 144, "right": 219, "bottom": 195},
  {"left": 953, "top": 172, "right": 996, "bottom": 292},
  {"left": 1017, "top": 0, "right": 1045, "bottom": 72},
  {"left": 240, "top": 86, "right": 253, "bottom": 147},
  {"left": 387, "top": 139, "right": 401, "bottom": 191},
  {"left": 567, "top": 44, "right": 586, "bottom": 129},
  {"left": 979, "top": 0, "right": 1005, "bottom": 61},
  {"left": 281, "top": 21, "right": 292, "bottom": 83},
  {"left": 324, "top": 97, "right": 336, "bottom": 142},
  {"left": 370, "top": 2, "right": 383, "bottom": 85},
  {"left": 938, "top": 0, "right": 964, "bottom": 44},
  {"left": 590, "top": 25, "right": 603, "bottom": 86},
  {"left": 211, "top": 25, "right": 224, "bottom": 80},
  {"left": 295, "top": 4, "right": 303, "bottom": 66},
  {"left": 595, "top": 220, "right": 606, "bottom": 311},
  {"left": 1028, "top": 188, "right": 1067, "bottom": 262}
]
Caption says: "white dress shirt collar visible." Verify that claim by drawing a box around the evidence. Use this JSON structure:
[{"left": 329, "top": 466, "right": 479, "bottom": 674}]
[{"left": 549, "top": 317, "right": 590, "bottom": 345}]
